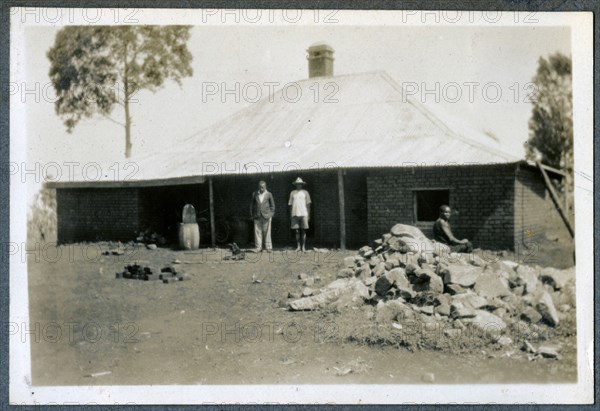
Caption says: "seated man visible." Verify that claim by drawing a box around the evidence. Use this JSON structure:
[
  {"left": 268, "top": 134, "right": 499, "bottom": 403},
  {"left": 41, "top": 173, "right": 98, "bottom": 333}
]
[{"left": 432, "top": 205, "right": 473, "bottom": 253}]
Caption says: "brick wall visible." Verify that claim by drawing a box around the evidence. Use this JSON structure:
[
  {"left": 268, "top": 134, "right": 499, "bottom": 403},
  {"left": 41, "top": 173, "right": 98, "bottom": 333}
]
[
  {"left": 57, "top": 184, "right": 211, "bottom": 245},
  {"left": 56, "top": 187, "right": 141, "bottom": 243},
  {"left": 367, "top": 164, "right": 516, "bottom": 250},
  {"left": 514, "top": 164, "right": 571, "bottom": 248}
]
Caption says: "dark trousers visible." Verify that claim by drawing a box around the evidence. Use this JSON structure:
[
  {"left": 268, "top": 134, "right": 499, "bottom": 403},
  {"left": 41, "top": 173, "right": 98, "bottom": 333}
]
[{"left": 449, "top": 241, "right": 474, "bottom": 253}]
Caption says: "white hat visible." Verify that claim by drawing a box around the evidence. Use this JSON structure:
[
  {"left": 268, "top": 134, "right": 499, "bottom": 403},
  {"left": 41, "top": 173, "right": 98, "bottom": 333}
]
[{"left": 292, "top": 177, "right": 306, "bottom": 185}]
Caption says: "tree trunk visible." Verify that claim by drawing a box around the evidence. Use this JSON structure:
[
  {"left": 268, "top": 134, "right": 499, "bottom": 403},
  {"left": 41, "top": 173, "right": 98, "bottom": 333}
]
[
  {"left": 123, "top": 41, "right": 132, "bottom": 159},
  {"left": 124, "top": 91, "right": 132, "bottom": 159}
]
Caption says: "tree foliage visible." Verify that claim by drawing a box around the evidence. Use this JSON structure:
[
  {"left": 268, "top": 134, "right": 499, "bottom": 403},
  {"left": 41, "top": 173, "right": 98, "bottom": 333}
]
[
  {"left": 27, "top": 187, "right": 57, "bottom": 244},
  {"left": 47, "top": 26, "right": 193, "bottom": 157},
  {"left": 525, "top": 53, "right": 573, "bottom": 171}
]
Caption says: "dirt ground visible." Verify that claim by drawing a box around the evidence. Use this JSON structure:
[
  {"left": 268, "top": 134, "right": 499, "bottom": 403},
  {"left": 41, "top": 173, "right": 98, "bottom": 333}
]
[{"left": 27, "top": 241, "right": 577, "bottom": 386}]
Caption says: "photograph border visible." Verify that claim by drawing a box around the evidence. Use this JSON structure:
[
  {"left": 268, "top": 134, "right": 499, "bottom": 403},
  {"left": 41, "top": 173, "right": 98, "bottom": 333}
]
[{"left": 3, "top": 0, "right": 597, "bottom": 407}]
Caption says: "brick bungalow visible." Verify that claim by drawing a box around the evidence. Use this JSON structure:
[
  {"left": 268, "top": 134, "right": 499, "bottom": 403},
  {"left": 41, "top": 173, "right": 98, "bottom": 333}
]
[{"left": 47, "top": 43, "right": 571, "bottom": 250}]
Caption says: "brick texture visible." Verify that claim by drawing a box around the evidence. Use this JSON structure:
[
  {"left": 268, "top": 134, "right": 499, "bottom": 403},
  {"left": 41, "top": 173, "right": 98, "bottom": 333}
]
[
  {"left": 514, "top": 164, "right": 571, "bottom": 248},
  {"left": 366, "top": 164, "right": 516, "bottom": 250},
  {"left": 57, "top": 187, "right": 141, "bottom": 243}
]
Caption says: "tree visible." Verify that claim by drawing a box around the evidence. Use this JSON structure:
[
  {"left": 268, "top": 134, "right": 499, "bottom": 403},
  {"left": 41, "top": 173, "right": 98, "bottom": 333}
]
[
  {"left": 47, "top": 26, "right": 193, "bottom": 158},
  {"left": 525, "top": 52, "right": 573, "bottom": 212},
  {"left": 27, "top": 187, "right": 57, "bottom": 244},
  {"left": 525, "top": 52, "right": 573, "bottom": 169}
]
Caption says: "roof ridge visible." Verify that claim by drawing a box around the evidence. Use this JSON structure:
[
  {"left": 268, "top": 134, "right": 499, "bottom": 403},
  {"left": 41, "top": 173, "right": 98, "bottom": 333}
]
[
  {"left": 291, "top": 70, "right": 388, "bottom": 83},
  {"left": 172, "top": 70, "right": 518, "bottom": 163},
  {"left": 177, "top": 72, "right": 389, "bottom": 145}
]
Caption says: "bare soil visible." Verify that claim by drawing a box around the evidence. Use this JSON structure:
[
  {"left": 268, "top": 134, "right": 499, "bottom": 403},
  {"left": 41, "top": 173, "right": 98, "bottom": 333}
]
[{"left": 27, "top": 243, "right": 577, "bottom": 385}]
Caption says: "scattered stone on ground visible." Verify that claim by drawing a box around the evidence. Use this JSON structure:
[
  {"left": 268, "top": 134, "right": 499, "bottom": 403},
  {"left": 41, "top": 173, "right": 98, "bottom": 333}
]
[
  {"left": 223, "top": 242, "right": 245, "bottom": 260},
  {"left": 498, "top": 336, "right": 513, "bottom": 346},
  {"left": 515, "top": 265, "right": 540, "bottom": 294},
  {"left": 442, "top": 264, "right": 482, "bottom": 287},
  {"left": 302, "top": 287, "right": 315, "bottom": 297},
  {"left": 421, "top": 373, "right": 435, "bottom": 383},
  {"left": 102, "top": 248, "right": 125, "bottom": 256},
  {"left": 136, "top": 229, "right": 167, "bottom": 245},
  {"left": 462, "top": 310, "right": 507, "bottom": 333},
  {"left": 286, "top": 223, "right": 576, "bottom": 356},
  {"left": 521, "top": 341, "right": 562, "bottom": 360},
  {"left": 523, "top": 341, "right": 537, "bottom": 354},
  {"left": 535, "top": 290, "right": 560, "bottom": 327},
  {"left": 537, "top": 345, "right": 562, "bottom": 359},
  {"left": 521, "top": 306, "right": 543, "bottom": 324},
  {"left": 473, "top": 270, "right": 510, "bottom": 298},
  {"left": 303, "top": 277, "right": 315, "bottom": 286},
  {"left": 116, "top": 264, "right": 188, "bottom": 283},
  {"left": 539, "top": 267, "right": 573, "bottom": 291}
]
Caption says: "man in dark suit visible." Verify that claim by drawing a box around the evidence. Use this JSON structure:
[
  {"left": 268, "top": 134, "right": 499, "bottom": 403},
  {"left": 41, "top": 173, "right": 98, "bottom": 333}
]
[{"left": 250, "top": 180, "right": 276, "bottom": 252}]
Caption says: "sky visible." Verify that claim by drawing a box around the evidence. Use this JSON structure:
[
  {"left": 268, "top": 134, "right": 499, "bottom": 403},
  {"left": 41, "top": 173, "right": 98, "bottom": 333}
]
[{"left": 19, "top": 17, "right": 571, "bottom": 203}]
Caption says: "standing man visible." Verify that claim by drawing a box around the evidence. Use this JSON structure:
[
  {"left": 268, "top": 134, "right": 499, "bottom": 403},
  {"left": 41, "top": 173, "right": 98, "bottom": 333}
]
[
  {"left": 250, "top": 180, "right": 275, "bottom": 252},
  {"left": 288, "top": 177, "right": 311, "bottom": 252},
  {"left": 432, "top": 205, "right": 473, "bottom": 253}
]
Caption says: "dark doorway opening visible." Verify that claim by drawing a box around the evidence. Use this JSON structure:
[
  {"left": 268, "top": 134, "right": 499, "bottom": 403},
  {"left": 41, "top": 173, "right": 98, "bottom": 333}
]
[{"left": 414, "top": 189, "right": 450, "bottom": 222}]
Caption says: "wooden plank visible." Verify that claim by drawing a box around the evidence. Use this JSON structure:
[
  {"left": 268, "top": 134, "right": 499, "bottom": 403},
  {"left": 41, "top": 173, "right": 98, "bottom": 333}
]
[
  {"left": 540, "top": 163, "right": 567, "bottom": 178},
  {"left": 47, "top": 175, "right": 207, "bottom": 189},
  {"left": 337, "top": 169, "right": 346, "bottom": 251},
  {"left": 563, "top": 170, "right": 569, "bottom": 211},
  {"left": 208, "top": 177, "right": 216, "bottom": 247},
  {"left": 536, "top": 161, "right": 574, "bottom": 238}
]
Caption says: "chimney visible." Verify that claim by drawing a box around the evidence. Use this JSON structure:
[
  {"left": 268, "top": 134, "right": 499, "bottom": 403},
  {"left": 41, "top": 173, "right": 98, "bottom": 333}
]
[{"left": 307, "top": 43, "right": 334, "bottom": 78}]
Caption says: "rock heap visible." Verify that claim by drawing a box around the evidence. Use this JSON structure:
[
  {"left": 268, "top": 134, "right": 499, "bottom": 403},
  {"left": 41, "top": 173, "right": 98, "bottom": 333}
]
[{"left": 288, "top": 224, "right": 575, "bottom": 351}]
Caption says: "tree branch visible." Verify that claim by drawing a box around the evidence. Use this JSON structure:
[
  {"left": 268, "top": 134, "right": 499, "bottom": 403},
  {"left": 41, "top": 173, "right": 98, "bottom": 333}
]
[{"left": 102, "top": 114, "right": 126, "bottom": 128}]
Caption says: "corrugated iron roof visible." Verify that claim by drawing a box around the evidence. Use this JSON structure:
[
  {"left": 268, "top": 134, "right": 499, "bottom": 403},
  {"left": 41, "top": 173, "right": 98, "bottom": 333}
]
[{"left": 52, "top": 71, "right": 520, "bottom": 187}]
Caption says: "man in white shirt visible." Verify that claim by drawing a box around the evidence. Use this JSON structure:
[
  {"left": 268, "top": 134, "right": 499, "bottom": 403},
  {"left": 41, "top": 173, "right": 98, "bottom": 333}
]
[{"left": 288, "top": 177, "right": 312, "bottom": 252}]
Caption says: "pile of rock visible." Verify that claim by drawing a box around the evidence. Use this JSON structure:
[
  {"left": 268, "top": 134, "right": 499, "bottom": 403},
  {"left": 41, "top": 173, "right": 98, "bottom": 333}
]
[
  {"left": 116, "top": 264, "right": 190, "bottom": 283},
  {"left": 287, "top": 224, "right": 575, "bottom": 351}
]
